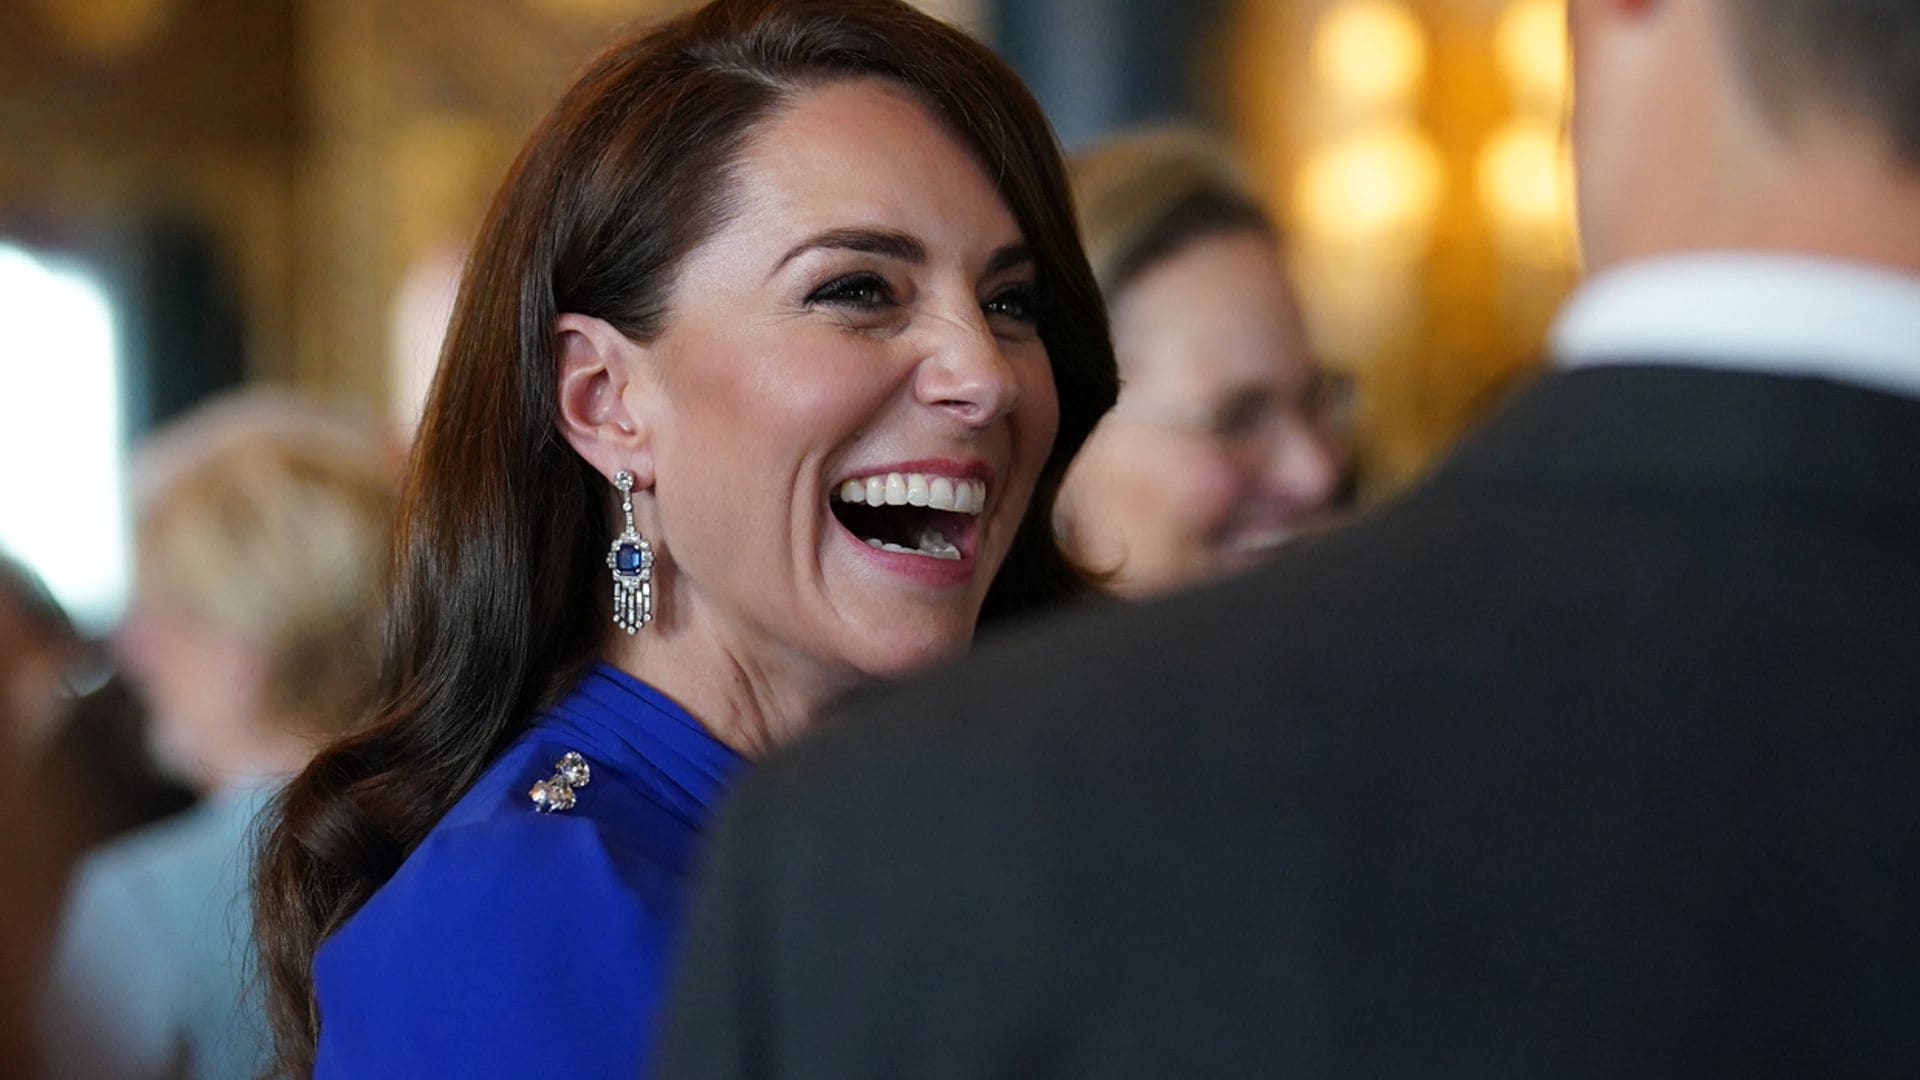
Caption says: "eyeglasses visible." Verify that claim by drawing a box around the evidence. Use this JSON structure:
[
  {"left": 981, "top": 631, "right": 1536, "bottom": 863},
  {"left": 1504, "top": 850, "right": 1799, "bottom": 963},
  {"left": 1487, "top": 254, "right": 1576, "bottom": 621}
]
[{"left": 1109, "top": 369, "right": 1355, "bottom": 452}]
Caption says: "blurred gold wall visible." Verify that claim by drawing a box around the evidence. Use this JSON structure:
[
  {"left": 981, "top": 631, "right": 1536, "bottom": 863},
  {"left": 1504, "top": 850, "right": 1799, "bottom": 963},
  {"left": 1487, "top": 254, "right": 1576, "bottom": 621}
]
[
  {"left": 2, "top": 0, "right": 690, "bottom": 421},
  {"left": 1, "top": 0, "right": 984, "bottom": 428},
  {"left": 292, "top": 0, "right": 696, "bottom": 418},
  {"left": 1228, "top": 0, "right": 1577, "bottom": 493},
  {"left": 3, "top": 0, "right": 1568, "bottom": 489},
  {"left": 1, "top": 0, "right": 303, "bottom": 379}
]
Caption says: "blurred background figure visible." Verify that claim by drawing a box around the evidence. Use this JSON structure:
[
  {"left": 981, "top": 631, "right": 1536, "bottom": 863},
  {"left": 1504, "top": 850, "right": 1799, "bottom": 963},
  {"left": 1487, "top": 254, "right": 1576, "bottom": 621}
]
[
  {"left": 1058, "top": 128, "right": 1347, "bottom": 596},
  {"left": 41, "top": 391, "right": 397, "bottom": 1080},
  {"left": 0, "top": 555, "right": 196, "bottom": 882}
]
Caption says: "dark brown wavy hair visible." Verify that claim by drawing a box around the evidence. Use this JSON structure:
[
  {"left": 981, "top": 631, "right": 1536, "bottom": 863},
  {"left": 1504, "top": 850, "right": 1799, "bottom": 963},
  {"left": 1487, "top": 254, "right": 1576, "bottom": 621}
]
[{"left": 252, "top": 0, "right": 1115, "bottom": 1075}]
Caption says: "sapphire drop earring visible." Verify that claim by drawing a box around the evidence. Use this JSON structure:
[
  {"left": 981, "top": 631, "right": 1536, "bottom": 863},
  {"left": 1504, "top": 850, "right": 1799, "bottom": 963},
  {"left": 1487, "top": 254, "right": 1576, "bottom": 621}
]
[{"left": 606, "top": 470, "right": 654, "bottom": 633}]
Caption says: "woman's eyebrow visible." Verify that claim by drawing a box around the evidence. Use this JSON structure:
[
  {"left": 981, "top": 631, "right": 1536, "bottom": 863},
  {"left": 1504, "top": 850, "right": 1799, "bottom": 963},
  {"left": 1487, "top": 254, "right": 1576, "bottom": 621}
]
[
  {"left": 986, "top": 244, "right": 1033, "bottom": 275},
  {"left": 771, "top": 227, "right": 925, "bottom": 278}
]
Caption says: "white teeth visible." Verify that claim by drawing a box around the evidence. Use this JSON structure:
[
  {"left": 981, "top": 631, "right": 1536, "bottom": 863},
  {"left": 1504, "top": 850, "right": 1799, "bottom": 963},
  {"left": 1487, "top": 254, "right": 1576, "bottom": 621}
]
[
  {"left": 915, "top": 526, "right": 961, "bottom": 560},
  {"left": 839, "top": 484, "right": 967, "bottom": 562},
  {"left": 864, "top": 533, "right": 962, "bottom": 561},
  {"left": 833, "top": 471, "right": 987, "bottom": 516}
]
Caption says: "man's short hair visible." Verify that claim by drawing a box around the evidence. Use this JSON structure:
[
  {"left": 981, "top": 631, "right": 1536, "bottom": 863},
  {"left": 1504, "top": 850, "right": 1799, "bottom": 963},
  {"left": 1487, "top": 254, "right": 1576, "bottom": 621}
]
[{"left": 1724, "top": 0, "right": 1920, "bottom": 163}]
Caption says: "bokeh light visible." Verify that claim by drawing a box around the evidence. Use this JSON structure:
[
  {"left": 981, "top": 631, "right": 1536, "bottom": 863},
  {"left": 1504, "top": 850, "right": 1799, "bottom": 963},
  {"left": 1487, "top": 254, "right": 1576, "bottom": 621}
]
[
  {"left": 1495, "top": 0, "right": 1570, "bottom": 112},
  {"left": 1476, "top": 117, "right": 1578, "bottom": 259},
  {"left": 1311, "top": 0, "right": 1429, "bottom": 109},
  {"left": 1294, "top": 124, "right": 1446, "bottom": 248}
]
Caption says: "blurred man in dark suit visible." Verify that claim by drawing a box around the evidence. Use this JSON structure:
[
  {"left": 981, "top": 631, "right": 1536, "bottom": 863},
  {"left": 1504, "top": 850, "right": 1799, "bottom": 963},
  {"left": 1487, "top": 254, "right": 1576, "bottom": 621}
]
[{"left": 661, "top": 1, "right": 1920, "bottom": 1075}]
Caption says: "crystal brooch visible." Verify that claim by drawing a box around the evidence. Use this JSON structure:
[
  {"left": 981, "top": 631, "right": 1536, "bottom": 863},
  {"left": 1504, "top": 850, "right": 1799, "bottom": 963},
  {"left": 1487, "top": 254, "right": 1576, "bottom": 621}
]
[{"left": 529, "top": 751, "right": 592, "bottom": 813}]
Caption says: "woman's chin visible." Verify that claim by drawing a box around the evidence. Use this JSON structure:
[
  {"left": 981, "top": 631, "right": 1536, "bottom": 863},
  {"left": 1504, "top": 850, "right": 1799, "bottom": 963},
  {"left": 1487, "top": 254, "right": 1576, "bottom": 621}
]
[{"left": 842, "top": 619, "right": 978, "bottom": 682}]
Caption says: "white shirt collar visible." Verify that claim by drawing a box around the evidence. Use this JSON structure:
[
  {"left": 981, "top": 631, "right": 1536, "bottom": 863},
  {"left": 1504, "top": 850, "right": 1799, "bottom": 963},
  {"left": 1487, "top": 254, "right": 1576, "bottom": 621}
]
[{"left": 1549, "top": 251, "right": 1920, "bottom": 402}]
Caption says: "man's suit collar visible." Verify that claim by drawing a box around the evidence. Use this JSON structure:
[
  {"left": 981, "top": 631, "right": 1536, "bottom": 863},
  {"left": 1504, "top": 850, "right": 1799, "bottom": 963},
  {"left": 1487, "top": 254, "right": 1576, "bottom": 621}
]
[
  {"left": 1551, "top": 253, "right": 1920, "bottom": 403},
  {"left": 1420, "top": 366, "right": 1920, "bottom": 539}
]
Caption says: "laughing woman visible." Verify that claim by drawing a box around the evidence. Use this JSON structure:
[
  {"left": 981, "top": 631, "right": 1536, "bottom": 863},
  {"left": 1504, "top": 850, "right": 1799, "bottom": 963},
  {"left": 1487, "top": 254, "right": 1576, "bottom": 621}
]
[{"left": 252, "top": 0, "right": 1115, "bottom": 1076}]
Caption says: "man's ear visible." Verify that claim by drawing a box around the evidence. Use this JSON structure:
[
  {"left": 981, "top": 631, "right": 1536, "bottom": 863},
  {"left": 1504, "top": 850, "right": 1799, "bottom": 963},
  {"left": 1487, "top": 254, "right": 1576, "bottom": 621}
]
[
  {"left": 1568, "top": 0, "right": 1658, "bottom": 32},
  {"left": 554, "top": 312, "right": 658, "bottom": 488}
]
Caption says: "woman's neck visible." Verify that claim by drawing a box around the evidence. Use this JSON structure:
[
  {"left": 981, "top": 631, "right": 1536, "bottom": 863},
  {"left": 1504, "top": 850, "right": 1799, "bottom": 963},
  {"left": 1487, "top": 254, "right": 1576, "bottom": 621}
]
[
  {"left": 192, "top": 716, "right": 315, "bottom": 796},
  {"left": 600, "top": 622, "right": 866, "bottom": 758}
]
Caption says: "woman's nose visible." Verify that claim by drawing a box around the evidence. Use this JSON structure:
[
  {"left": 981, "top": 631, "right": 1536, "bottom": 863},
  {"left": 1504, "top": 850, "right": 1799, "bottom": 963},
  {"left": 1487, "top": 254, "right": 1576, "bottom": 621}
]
[
  {"left": 1258, "top": 417, "right": 1344, "bottom": 509},
  {"left": 912, "top": 313, "right": 1022, "bottom": 429}
]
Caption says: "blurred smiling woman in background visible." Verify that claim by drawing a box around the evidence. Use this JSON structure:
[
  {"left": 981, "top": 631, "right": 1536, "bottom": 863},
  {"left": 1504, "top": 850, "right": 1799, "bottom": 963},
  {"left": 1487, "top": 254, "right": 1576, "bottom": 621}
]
[
  {"left": 1058, "top": 129, "right": 1347, "bottom": 598},
  {"left": 44, "top": 393, "right": 396, "bottom": 1080},
  {"left": 254, "top": 0, "right": 1116, "bottom": 1076}
]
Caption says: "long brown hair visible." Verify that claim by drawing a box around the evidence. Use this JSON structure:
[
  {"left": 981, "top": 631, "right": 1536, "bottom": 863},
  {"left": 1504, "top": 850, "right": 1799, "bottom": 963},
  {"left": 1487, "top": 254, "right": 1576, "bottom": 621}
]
[{"left": 253, "top": 1, "right": 1115, "bottom": 1074}]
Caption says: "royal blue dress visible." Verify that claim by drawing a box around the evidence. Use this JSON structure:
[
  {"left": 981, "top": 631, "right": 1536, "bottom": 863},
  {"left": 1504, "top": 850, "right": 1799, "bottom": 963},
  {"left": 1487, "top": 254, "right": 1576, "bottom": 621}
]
[{"left": 312, "top": 663, "right": 747, "bottom": 1078}]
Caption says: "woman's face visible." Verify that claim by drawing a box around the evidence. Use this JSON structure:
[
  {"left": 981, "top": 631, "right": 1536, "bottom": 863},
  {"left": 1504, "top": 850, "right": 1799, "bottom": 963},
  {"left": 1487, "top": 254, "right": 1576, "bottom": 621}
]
[
  {"left": 112, "top": 590, "right": 262, "bottom": 792},
  {"left": 1057, "top": 230, "right": 1344, "bottom": 597},
  {"left": 621, "top": 78, "right": 1058, "bottom": 684}
]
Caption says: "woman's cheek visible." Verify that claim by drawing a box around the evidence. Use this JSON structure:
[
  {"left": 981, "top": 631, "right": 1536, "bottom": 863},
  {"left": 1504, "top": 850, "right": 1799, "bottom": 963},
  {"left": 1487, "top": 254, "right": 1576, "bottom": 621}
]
[{"left": 1161, "top": 439, "right": 1249, "bottom": 550}]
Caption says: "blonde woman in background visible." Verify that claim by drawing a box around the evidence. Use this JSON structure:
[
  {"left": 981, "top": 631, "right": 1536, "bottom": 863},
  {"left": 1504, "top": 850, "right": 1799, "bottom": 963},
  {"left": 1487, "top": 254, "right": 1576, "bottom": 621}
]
[
  {"left": 41, "top": 392, "right": 397, "bottom": 1080},
  {"left": 1057, "top": 129, "right": 1347, "bottom": 597}
]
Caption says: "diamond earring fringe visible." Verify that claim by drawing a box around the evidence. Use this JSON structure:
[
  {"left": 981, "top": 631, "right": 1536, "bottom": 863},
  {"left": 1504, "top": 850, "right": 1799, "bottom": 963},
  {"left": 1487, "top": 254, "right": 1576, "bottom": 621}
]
[{"left": 605, "top": 470, "right": 654, "bottom": 634}]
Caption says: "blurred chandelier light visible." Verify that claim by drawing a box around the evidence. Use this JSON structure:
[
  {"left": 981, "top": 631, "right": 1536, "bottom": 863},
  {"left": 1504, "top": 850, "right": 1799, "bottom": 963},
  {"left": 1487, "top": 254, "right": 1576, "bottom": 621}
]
[
  {"left": 1477, "top": 120, "right": 1563, "bottom": 226},
  {"left": 1295, "top": 124, "right": 1445, "bottom": 248},
  {"left": 1311, "top": 0, "right": 1429, "bottom": 108},
  {"left": 1485, "top": 0, "right": 1578, "bottom": 262},
  {"left": 1495, "top": 0, "right": 1571, "bottom": 112}
]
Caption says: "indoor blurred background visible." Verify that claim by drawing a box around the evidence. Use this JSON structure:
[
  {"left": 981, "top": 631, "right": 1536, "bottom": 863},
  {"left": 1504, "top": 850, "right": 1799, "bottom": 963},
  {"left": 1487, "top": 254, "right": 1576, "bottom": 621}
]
[{"left": 0, "top": 0, "right": 1575, "bottom": 635}]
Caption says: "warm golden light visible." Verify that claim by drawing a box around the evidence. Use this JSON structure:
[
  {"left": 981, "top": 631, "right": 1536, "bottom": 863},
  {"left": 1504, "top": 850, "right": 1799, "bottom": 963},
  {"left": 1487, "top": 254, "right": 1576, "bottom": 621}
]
[
  {"left": 31, "top": 0, "right": 176, "bottom": 58},
  {"left": 1311, "top": 0, "right": 1429, "bottom": 108},
  {"left": 1231, "top": 0, "right": 1584, "bottom": 491},
  {"left": 1495, "top": 0, "right": 1569, "bottom": 111},
  {"left": 1476, "top": 117, "right": 1577, "bottom": 260},
  {"left": 1486, "top": 3, "right": 1580, "bottom": 266},
  {"left": 1294, "top": 125, "right": 1446, "bottom": 247}
]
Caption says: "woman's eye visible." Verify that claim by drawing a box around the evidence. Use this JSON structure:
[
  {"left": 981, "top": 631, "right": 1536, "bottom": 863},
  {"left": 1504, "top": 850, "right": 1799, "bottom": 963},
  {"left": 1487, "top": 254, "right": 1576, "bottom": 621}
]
[
  {"left": 1210, "top": 394, "right": 1272, "bottom": 439},
  {"left": 983, "top": 283, "right": 1042, "bottom": 325},
  {"left": 807, "top": 273, "right": 892, "bottom": 310}
]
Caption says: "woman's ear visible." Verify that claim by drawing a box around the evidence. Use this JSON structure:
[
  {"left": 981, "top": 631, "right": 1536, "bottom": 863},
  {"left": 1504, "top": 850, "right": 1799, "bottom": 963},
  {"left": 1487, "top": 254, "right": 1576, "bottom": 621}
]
[{"left": 554, "top": 313, "right": 658, "bottom": 488}]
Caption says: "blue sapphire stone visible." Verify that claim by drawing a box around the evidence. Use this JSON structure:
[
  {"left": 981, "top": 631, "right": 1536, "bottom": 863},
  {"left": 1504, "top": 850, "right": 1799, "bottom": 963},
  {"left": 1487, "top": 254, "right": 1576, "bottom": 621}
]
[{"left": 615, "top": 542, "right": 646, "bottom": 574}]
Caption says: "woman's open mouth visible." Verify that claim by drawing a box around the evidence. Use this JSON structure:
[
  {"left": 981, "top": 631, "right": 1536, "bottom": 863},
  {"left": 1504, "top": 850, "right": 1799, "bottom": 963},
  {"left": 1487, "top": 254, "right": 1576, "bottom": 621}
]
[{"left": 830, "top": 469, "right": 987, "bottom": 562}]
